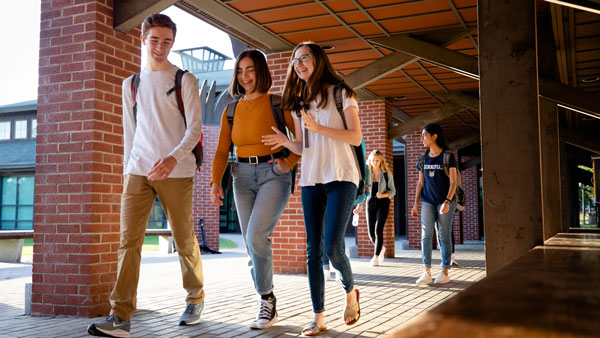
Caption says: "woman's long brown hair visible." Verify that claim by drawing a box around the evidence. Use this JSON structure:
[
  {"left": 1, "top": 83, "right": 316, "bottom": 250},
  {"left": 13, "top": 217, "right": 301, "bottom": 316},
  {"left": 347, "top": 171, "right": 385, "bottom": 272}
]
[{"left": 282, "top": 42, "right": 357, "bottom": 111}]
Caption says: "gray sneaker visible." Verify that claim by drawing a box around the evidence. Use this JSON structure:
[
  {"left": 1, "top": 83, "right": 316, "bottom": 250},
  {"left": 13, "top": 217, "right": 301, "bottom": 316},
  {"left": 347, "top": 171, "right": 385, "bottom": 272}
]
[
  {"left": 87, "top": 315, "right": 130, "bottom": 338},
  {"left": 179, "top": 302, "right": 204, "bottom": 326}
]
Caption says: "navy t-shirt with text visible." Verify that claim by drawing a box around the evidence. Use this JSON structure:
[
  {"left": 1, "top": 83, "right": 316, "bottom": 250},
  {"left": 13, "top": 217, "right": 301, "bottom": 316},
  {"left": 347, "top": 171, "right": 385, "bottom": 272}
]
[{"left": 417, "top": 152, "right": 457, "bottom": 205}]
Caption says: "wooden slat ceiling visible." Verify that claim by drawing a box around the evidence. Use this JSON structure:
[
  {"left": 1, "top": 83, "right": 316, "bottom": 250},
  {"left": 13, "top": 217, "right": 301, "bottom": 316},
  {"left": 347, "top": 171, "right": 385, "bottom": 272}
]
[{"left": 174, "top": 0, "right": 600, "bottom": 144}]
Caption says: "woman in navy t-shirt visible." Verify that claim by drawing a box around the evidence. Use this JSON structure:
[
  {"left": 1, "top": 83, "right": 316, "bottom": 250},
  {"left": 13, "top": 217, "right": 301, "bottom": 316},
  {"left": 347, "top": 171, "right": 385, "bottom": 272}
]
[{"left": 410, "top": 124, "right": 457, "bottom": 285}]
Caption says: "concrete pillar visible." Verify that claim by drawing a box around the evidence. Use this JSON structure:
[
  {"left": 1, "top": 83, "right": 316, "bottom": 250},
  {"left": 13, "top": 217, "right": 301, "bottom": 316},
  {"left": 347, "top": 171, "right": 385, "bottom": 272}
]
[
  {"left": 538, "top": 98, "right": 562, "bottom": 240},
  {"left": 478, "top": 0, "right": 543, "bottom": 273},
  {"left": 34, "top": 0, "right": 141, "bottom": 316}
]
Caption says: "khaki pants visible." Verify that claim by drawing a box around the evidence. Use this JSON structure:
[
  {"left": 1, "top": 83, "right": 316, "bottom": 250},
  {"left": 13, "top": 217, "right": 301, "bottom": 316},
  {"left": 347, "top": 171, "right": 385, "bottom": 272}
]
[{"left": 109, "top": 174, "right": 204, "bottom": 321}]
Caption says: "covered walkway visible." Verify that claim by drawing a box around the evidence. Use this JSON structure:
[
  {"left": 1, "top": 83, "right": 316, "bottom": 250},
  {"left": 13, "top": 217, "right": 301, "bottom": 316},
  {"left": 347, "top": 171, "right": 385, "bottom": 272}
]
[{"left": 0, "top": 239, "right": 485, "bottom": 337}]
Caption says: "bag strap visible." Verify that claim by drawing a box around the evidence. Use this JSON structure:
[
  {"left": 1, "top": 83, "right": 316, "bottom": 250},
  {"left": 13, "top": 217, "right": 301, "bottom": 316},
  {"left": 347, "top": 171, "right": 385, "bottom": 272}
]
[
  {"left": 131, "top": 72, "right": 141, "bottom": 124},
  {"left": 270, "top": 94, "right": 291, "bottom": 158},
  {"left": 167, "top": 68, "right": 188, "bottom": 126}
]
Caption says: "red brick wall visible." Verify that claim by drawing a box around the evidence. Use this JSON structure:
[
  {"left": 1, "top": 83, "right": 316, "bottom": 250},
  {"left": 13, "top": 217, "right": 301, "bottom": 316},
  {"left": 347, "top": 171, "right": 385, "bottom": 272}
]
[
  {"left": 34, "top": 0, "right": 140, "bottom": 316},
  {"left": 193, "top": 125, "right": 220, "bottom": 250},
  {"left": 462, "top": 160, "right": 480, "bottom": 241},
  {"left": 355, "top": 99, "right": 395, "bottom": 258},
  {"left": 267, "top": 51, "right": 307, "bottom": 273},
  {"left": 407, "top": 135, "right": 480, "bottom": 248},
  {"left": 406, "top": 132, "right": 422, "bottom": 249}
]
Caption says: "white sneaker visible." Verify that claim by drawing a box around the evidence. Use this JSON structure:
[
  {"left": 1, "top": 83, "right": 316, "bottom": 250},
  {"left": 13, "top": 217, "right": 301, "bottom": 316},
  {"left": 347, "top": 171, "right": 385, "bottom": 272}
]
[
  {"left": 434, "top": 272, "right": 450, "bottom": 284},
  {"left": 416, "top": 271, "right": 432, "bottom": 285},
  {"left": 370, "top": 256, "right": 379, "bottom": 266},
  {"left": 378, "top": 246, "right": 386, "bottom": 264}
]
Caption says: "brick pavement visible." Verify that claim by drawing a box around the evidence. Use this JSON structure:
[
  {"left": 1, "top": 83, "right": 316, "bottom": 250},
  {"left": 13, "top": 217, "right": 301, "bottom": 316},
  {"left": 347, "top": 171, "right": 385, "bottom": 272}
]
[{"left": 0, "top": 239, "right": 485, "bottom": 338}]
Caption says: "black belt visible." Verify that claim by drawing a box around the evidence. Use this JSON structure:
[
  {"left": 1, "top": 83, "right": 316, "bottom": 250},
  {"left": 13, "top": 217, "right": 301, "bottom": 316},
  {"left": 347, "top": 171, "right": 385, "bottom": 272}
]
[{"left": 237, "top": 151, "right": 286, "bottom": 164}]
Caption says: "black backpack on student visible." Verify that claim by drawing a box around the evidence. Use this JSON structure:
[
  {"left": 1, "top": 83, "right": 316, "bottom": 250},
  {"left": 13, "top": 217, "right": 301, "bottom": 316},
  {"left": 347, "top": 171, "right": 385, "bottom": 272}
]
[
  {"left": 130, "top": 68, "right": 204, "bottom": 169},
  {"left": 418, "top": 150, "right": 465, "bottom": 211},
  {"left": 333, "top": 83, "right": 368, "bottom": 205},
  {"left": 225, "top": 94, "right": 298, "bottom": 193}
]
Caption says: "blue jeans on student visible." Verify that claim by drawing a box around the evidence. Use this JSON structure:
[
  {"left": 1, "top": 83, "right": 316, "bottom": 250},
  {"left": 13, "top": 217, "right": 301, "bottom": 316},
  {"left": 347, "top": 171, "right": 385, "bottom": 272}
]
[
  {"left": 232, "top": 162, "right": 291, "bottom": 295},
  {"left": 302, "top": 181, "right": 357, "bottom": 313},
  {"left": 420, "top": 199, "right": 457, "bottom": 269}
]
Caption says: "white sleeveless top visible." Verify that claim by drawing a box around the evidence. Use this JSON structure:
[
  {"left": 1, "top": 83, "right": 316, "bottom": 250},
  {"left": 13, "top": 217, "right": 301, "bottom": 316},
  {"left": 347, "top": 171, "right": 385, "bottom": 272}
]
[{"left": 296, "top": 86, "right": 360, "bottom": 187}]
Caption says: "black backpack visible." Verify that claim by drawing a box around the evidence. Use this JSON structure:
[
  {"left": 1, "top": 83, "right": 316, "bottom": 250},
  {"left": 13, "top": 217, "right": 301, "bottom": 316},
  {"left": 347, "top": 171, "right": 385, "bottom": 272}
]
[
  {"left": 225, "top": 94, "right": 298, "bottom": 193},
  {"left": 418, "top": 150, "right": 465, "bottom": 211},
  {"left": 333, "top": 83, "right": 368, "bottom": 205},
  {"left": 130, "top": 68, "right": 204, "bottom": 169}
]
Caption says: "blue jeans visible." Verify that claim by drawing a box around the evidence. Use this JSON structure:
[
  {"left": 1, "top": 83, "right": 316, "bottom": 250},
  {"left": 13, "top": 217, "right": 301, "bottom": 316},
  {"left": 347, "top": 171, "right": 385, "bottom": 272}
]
[
  {"left": 232, "top": 162, "right": 291, "bottom": 295},
  {"left": 302, "top": 181, "right": 356, "bottom": 313},
  {"left": 420, "top": 199, "right": 457, "bottom": 269}
]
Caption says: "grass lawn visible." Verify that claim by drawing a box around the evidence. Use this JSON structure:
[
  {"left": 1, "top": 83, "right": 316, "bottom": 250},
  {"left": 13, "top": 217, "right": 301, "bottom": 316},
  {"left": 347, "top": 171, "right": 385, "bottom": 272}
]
[{"left": 21, "top": 236, "right": 238, "bottom": 256}]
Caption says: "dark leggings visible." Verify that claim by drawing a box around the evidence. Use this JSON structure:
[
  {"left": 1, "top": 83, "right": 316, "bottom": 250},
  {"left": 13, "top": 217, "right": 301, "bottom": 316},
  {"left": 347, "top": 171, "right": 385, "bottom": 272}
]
[{"left": 366, "top": 196, "right": 390, "bottom": 256}]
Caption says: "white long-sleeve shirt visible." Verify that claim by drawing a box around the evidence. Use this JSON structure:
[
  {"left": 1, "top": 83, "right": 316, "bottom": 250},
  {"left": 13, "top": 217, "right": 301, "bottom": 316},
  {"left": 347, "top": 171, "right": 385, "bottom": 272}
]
[{"left": 122, "top": 66, "right": 202, "bottom": 178}]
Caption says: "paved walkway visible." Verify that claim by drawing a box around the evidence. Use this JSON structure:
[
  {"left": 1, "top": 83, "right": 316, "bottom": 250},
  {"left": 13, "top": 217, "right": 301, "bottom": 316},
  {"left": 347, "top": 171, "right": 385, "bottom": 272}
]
[{"left": 0, "top": 236, "right": 486, "bottom": 337}]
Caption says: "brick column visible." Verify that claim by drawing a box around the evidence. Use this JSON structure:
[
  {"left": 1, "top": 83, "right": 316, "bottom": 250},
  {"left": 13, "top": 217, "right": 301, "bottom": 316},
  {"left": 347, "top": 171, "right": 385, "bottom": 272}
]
[
  {"left": 267, "top": 51, "right": 306, "bottom": 273},
  {"left": 462, "top": 161, "right": 480, "bottom": 241},
  {"left": 406, "top": 132, "right": 422, "bottom": 249},
  {"left": 193, "top": 125, "right": 220, "bottom": 250},
  {"left": 355, "top": 99, "right": 395, "bottom": 258},
  {"left": 34, "top": 0, "right": 140, "bottom": 316}
]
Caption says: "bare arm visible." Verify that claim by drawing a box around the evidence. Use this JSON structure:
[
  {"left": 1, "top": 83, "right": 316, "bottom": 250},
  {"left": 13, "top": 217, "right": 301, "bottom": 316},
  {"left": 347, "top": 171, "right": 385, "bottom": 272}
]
[
  {"left": 440, "top": 167, "right": 457, "bottom": 214},
  {"left": 410, "top": 172, "right": 424, "bottom": 217}
]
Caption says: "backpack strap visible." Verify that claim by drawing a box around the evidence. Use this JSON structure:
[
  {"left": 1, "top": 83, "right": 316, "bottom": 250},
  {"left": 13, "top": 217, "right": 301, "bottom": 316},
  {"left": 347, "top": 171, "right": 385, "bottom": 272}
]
[
  {"left": 131, "top": 72, "right": 141, "bottom": 124},
  {"left": 334, "top": 83, "right": 346, "bottom": 128},
  {"left": 442, "top": 151, "right": 451, "bottom": 177},
  {"left": 270, "top": 94, "right": 291, "bottom": 158},
  {"left": 167, "top": 69, "right": 188, "bottom": 126},
  {"left": 418, "top": 149, "right": 429, "bottom": 172}
]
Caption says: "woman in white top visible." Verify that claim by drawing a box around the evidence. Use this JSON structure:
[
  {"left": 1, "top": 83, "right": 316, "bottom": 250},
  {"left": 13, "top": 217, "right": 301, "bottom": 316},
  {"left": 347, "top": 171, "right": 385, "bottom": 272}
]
[{"left": 263, "top": 42, "right": 362, "bottom": 336}]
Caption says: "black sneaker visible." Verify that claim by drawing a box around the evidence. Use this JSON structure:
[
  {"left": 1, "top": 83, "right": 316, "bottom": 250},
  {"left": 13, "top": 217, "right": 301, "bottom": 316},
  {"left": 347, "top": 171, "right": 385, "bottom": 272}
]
[
  {"left": 87, "top": 315, "right": 130, "bottom": 338},
  {"left": 250, "top": 293, "right": 277, "bottom": 329}
]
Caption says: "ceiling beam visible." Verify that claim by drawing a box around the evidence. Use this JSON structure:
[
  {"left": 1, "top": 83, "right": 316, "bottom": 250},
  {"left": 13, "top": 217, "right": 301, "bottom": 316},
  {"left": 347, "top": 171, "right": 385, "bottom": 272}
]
[
  {"left": 539, "top": 79, "right": 600, "bottom": 119},
  {"left": 346, "top": 30, "right": 475, "bottom": 90},
  {"left": 388, "top": 103, "right": 464, "bottom": 140},
  {"left": 560, "top": 127, "right": 600, "bottom": 154},
  {"left": 355, "top": 88, "right": 379, "bottom": 101},
  {"left": 449, "top": 133, "right": 480, "bottom": 151},
  {"left": 435, "top": 91, "right": 480, "bottom": 111},
  {"left": 391, "top": 105, "right": 413, "bottom": 123},
  {"left": 459, "top": 156, "right": 481, "bottom": 171},
  {"left": 345, "top": 52, "right": 416, "bottom": 90},
  {"left": 370, "top": 34, "right": 479, "bottom": 79},
  {"left": 114, "top": 0, "right": 178, "bottom": 33},
  {"left": 176, "top": 0, "right": 292, "bottom": 51}
]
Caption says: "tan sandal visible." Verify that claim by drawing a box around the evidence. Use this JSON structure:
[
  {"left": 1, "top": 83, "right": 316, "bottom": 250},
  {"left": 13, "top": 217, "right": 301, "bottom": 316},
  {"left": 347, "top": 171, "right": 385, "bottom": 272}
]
[
  {"left": 343, "top": 288, "right": 360, "bottom": 325},
  {"left": 302, "top": 321, "right": 327, "bottom": 336}
]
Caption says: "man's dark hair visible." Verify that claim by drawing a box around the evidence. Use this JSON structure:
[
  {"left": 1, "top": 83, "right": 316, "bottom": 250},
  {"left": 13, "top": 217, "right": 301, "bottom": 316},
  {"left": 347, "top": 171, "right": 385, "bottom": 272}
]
[
  {"left": 142, "top": 13, "right": 177, "bottom": 39},
  {"left": 230, "top": 49, "right": 272, "bottom": 97}
]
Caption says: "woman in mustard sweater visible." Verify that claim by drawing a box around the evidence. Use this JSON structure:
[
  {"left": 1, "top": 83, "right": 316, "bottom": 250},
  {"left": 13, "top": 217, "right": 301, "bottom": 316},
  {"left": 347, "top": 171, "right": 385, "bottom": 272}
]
[{"left": 210, "top": 50, "right": 299, "bottom": 330}]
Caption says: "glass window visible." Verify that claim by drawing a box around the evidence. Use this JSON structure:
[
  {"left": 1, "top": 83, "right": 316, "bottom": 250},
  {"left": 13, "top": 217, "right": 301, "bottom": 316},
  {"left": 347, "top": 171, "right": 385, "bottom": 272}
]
[
  {"left": 15, "top": 120, "right": 27, "bottom": 139},
  {"left": 1, "top": 175, "right": 34, "bottom": 230},
  {"left": 0, "top": 122, "right": 10, "bottom": 140},
  {"left": 31, "top": 119, "right": 37, "bottom": 138},
  {"left": 147, "top": 197, "right": 168, "bottom": 229}
]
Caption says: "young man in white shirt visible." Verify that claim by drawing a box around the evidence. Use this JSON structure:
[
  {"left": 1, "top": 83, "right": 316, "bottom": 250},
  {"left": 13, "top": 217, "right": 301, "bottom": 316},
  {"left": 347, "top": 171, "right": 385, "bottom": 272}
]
[{"left": 88, "top": 13, "right": 204, "bottom": 338}]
